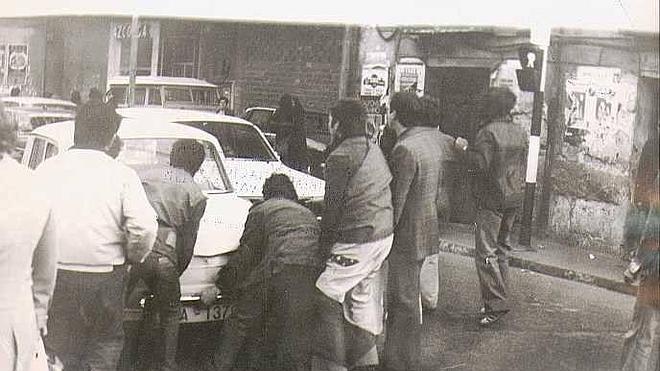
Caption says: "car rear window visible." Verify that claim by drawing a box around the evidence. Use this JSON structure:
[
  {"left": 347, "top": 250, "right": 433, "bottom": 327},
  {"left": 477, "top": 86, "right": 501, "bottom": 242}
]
[
  {"left": 30, "top": 116, "right": 71, "bottom": 129},
  {"left": 164, "top": 87, "right": 193, "bottom": 103},
  {"left": 117, "top": 138, "right": 231, "bottom": 192}
]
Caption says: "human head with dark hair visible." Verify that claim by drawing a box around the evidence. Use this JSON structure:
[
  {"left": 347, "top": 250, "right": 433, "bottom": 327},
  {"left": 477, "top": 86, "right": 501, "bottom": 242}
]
[
  {"left": 390, "top": 92, "right": 421, "bottom": 127},
  {"left": 71, "top": 90, "right": 82, "bottom": 105},
  {"left": 10, "top": 87, "right": 20, "bottom": 97},
  {"left": 481, "top": 87, "right": 517, "bottom": 123},
  {"left": 88, "top": 88, "right": 103, "bottom": 103},
  {"left": 170, "top": 139, "right": 205, "bottom": 176},
  {"left": 273, "top": 93, "right": 304, "bottom": 125},
  {"left": 0, "top": 100, "right": 17, "bottom": 158},
  {"left": 328, "top": 99, "right": 367, "bottom": 141},
  {"left": 262, "top": 173, "right": 299, "bottom": 201},
  {"left": 417, "top": 95, "right": 442, "bottom": 128},
  {"left": 73, "top": 101, "right": 121, "bottom": 150}
]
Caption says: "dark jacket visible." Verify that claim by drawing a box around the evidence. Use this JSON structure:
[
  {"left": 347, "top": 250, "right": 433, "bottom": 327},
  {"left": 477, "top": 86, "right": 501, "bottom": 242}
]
[
  {"left": 140, "top": 166, "right": 207, "bottom": 274},
  {"left": 320, "top": 136, "right": 393, "bottom": 250},
  {"left": 389, "top": 127, "right": 457, "bottom": 261},
  {"left": 464, "top": 119, "right": 528, "bottom": 211},
  {"left": 216, "top": 198, "right": 322, "bottom": 291}
]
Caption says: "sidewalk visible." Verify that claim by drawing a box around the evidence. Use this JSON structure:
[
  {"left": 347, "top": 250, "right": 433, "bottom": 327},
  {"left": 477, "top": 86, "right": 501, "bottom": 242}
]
[{"left": 438, "top": 223, "right": 635, "bottom": 296}]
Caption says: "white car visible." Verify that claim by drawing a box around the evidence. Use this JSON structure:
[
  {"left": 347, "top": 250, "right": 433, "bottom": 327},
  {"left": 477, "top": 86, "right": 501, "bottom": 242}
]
[
  {"left": 22, "top": 118, "right": 252, "bottom": 324},
  {"left": 1, "top": 96, "right": 77, "bottom": 157},
  {"left": 118, "top": 107, "right": 326, "bottom": 214},
  {"left": 106, "top": 76, "right": 221, "bottom": 112}
]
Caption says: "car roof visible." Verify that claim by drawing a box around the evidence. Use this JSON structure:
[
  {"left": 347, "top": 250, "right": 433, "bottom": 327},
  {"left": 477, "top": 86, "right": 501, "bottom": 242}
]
[
  {"left": 31, "top": 118, "right": 222, "bottom": 149},
  {"left": 118, "top": 107, "right": 258, "bottom": 127},
  {"left": 107, "top": 76, "right": 218, "bottom": 88},
  {"left": 1, "top": 96, "right": 77, "bottom": 107}
]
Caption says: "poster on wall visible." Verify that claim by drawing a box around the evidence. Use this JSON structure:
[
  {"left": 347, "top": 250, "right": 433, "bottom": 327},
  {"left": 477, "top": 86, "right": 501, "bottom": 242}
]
[
  {"left": 6, "top": 44, "right": 29, "bottom": 87},
  {"left": 360, "top": 64, "right": 388, "bottom": 96},
  {"left": 565, "top": 66, "right": 625, "bottom": 131},
  {"left": 394, "top": 62, "right": 425, "bottom": 96}
]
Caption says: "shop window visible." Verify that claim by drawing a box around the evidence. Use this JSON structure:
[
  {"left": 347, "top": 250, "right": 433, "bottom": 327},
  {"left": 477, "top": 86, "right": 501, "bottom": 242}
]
[
  {"left": 161, "top": 37, "right": 199, "bottom": 78},
  {"left": 119, "top": 38, "right": 153, "bottom": 76}
]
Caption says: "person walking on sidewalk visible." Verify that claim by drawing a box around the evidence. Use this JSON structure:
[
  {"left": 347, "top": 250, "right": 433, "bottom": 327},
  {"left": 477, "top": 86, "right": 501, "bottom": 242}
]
[
  {"left": 620, "top": 128, "right": 660, "bottom": 371},
  {"left": 121, "top": 139, "right": 207, "bottom": 371},
  {"left": 36, "top": 101, "right": 158, "bottom": 371},
  {"left": 313, "top": 99, "right": 394, "bottom": 371},
  {"left": 383, "top": 92, "right": 455, "bottom": 371},
  {"left": 202, "top": 174, "right": 323, "bottom": 371},
  {"left": 454, "top": 87, "right": 528, "bottom": 326}
]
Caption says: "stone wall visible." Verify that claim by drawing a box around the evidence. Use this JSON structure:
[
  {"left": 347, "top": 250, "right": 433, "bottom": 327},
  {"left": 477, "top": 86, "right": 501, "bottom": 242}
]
[{"left": 544, "top": 32, "right": 659, "bottom": 253}]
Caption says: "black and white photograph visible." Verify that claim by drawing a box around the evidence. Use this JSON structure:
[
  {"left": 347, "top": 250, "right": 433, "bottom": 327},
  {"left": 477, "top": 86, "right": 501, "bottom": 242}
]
[{"left": 1, "top": 1, "right": 658, "bottom": 370}]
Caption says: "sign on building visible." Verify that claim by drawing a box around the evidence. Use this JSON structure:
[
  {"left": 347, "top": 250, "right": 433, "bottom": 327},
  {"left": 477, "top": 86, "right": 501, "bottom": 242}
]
[
  {"left": 394, "top": 61, "right": 425, "bottom": 96},
  {"left": 360, "top": 64, "right": 388, "bottom": 97}
]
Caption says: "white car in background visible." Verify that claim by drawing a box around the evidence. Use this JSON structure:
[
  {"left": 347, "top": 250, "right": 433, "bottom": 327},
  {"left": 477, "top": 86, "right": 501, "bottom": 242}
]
[
  {"left": 119, "top": 107, "right": 326, "bottom": 214},
  {"left": 1, "top": 96, "right": 77, "bottom": 157},
  {"left": 106, "top": 76, "right": 221, "bottom": 112},
  {"left": 22, "top": 118, "right": 252, "bottom": 325}
]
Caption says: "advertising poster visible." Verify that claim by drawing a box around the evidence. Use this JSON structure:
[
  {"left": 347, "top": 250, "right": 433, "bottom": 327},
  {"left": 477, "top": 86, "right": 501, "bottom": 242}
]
[
  {"left": 394, "top": 62, "right": 425, "bottom": 96},
  {"left": 360, "top": 64, "right": 388, "bottom": 96},
  {"left": 565, "top": 66, "right": 624, "bottom": 130}
]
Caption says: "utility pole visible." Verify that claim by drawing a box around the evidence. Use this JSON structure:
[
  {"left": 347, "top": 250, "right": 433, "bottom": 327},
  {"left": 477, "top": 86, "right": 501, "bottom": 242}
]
[
  {"left": 519, "top": 27, "right": 551, "bottom": 247},
  {"left": 127, "top": 15, "right": 139, "bottom": 107},
  {"left": 338, "top": 25, "right": 353, "bottom": 99}
]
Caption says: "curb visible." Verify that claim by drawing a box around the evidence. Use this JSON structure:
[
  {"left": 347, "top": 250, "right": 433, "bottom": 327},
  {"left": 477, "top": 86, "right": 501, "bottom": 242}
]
[{"left": 438, "top": 240, "right": 636, "bottom": 296}]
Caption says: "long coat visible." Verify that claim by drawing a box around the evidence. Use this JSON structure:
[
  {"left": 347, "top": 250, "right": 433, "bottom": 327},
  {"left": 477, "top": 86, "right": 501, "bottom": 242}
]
[
  {"left": 389, "top": 127, "right": 457, "bottom": 262},
  {"left": 0, "top": 157, "right": 57, "bottom": 371}
]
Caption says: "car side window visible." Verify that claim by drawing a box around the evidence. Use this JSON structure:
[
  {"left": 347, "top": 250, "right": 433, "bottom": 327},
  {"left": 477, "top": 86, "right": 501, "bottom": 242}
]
[
  {"left": 148, "top": 88, "right": 162, "bottom": 105},
  {"left": 28, "top": 138, "right": 47, "bottom": 170},
  {"left": 45, "top": 142, "right": 58, "bottom": 160}
]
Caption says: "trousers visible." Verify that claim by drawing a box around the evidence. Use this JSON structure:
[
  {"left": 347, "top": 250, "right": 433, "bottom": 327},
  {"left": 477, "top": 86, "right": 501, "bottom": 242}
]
[
  {"left": 46, "top": 267, "right": 126, "bottom": 371},
  {"left": 474, "top": 207, "right": 517, "bottom": 313}
]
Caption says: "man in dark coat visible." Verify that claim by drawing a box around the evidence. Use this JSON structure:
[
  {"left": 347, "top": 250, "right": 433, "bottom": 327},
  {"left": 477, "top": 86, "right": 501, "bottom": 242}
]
[
  {"left": 454, "top": 87, "right": 528, "bottom": 326},
  {"left": 383, "top": 92, "right": 456, "bottom": 371}
]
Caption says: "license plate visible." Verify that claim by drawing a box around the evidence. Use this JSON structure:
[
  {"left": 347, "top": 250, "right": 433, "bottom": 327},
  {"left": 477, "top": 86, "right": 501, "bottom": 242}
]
[{"left": 179, "top": 304, "right": 232, "bottom": 323}]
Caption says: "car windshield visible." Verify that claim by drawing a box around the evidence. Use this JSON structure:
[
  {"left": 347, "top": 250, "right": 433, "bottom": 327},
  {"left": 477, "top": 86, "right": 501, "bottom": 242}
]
[
  {"left": 116, "top": 138, "right": 231, "bottom": 192},
  {"left": 177, "top": 121, "right": 277, "bottom": 162}
]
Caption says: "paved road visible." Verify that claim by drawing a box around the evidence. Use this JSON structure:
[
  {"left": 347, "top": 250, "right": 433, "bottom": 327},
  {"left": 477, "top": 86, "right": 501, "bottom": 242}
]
[
  {"left": 166, "top": 252, "right": 636, "bottom": 370},
  {"left": 421, "top": 252, "right": 635, "bottom": 371}
]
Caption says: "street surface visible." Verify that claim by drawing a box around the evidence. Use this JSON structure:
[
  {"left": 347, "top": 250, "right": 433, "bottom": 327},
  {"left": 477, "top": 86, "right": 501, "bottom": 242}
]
[{"left": 171, "top": 252, "right": 635, "bottom": 371}]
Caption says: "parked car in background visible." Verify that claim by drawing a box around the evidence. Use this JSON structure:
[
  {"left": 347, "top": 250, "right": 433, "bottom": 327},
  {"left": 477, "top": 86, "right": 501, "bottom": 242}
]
[
  {"left": 22, "top": 118, "right": 252, "bottom": 327},
  {"left": 106, "top": 76, "right": 222, "bottom": 112},
  {"left": 1, "top": 96, "right": 77, "bottom": 158}
]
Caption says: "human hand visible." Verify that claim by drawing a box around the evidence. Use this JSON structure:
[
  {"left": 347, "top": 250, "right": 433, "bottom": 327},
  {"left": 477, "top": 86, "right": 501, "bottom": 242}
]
[
  {"left": 201, "top": 286, "right": 221, "bottom": 306},
  {"left": 454, "top": 137, "right": 469, "bottom": 151}
]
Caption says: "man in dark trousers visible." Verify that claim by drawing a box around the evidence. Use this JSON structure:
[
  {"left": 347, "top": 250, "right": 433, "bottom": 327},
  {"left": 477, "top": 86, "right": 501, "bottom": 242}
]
[
  {"left": 384, "top": 92, "right": 457, "bottom": 371},
  {"left": 202, "top": 173, "right": 322, "bottom": 371},
  {"left": 454, "top": 87, "right": 528, "bottom": 326},
  {"left": 123, "top": 139, "right": 208, "bottom": 371}
]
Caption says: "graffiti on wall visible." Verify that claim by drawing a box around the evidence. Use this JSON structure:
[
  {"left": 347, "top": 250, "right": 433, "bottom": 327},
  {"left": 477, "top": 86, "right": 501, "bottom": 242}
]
[{"left": 564, "top": 66, "right": 637, "bottom": 165}]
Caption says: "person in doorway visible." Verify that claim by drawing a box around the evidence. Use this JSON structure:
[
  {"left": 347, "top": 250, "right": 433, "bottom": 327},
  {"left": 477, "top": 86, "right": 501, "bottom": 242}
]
[
  {"left": 453, "top": 87, "right": 528, "bottom": 326},
  {"left": 383, "top": 92, "right": 455, "bottom": 371},
  {"left": 313, "top": 99, "right": 393, "bottom": 371},
  {"left": 215, "top": 96, "right": 234, "bottom": 116},
  {"left": 620, "top": 125, "right": 660, "bottom": 371},
  {"left": 37, "top": 101, "right": 158, "bottom": 371},
  {"left": 202, "top": 173, "right": 322, "bottom": 371},
  {"left": 271, "top": 94, "right": 309, "bottom": 172},
  {"left": 0, "top": 99, "right": 58, "bottom": 371},
  {"left": 122, "top": 139, "right": 207, "bottom": 371}
]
